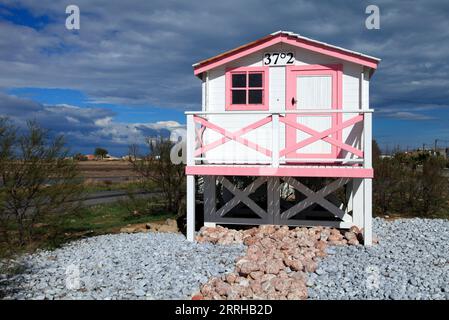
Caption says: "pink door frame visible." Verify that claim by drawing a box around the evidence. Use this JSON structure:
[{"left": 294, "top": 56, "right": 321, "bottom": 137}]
[{"left": 285, "top": 64, "right": 343, "bottom": 161}]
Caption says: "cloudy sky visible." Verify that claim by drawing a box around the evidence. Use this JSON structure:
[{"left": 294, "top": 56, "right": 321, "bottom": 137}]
[{"left": 0, "top": 0, "right": 448, "bottom": 155}]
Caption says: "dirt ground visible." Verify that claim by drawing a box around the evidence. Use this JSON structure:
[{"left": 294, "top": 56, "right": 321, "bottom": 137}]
[{"left": 78, "top": 160, "right": 139, "bottom": 181}]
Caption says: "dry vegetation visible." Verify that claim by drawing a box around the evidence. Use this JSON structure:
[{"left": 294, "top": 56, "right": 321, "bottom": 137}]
[{"left": 78, "top": 160, "right": 139, "bottom": 179}]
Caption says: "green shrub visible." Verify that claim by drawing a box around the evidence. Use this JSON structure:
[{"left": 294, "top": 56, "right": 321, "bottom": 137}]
[{"left": 373, "top": 150, "right": 448, "bottom": 218}]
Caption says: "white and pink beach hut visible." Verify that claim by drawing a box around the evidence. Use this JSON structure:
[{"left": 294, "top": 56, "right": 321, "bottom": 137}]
[{"left": 185, "top": 31, "right": 380, "bottom": 245}]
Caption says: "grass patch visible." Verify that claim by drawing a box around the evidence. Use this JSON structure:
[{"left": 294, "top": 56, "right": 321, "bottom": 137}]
[
  {"left": 0, "top": 199, "right": 175, "bottom": 260},
  {"left": 80, "top": 179, "right": 161, "bottom": 196},
  {"left": 81, "top": 180, "right": 145, "bottom": 194}
]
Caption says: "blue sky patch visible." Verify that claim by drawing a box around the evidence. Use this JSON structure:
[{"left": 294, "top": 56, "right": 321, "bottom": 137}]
[{"left": 0, "top": 4, "right": 50, "bottom": 30}]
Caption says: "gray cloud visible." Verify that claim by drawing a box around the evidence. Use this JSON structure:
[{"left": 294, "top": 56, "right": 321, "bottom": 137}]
[
  {"left": 0, "top": 0, "right": 446, "bottom": 113},
  {"left": 381, "top": 111, "right": 435, "bottom": 121},
  {"left": 0, "top": 92, "right": 180, "bottom": 155},
  {"left": 0, "top": 0, "right": 448, "bottom": 151}
]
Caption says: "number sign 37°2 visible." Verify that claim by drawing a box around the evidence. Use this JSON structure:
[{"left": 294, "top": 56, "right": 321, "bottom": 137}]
[{"left": 263, "top": 52, "right": 295, "bottom": 66}]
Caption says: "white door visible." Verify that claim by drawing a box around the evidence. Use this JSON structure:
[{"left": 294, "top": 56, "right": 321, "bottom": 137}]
[{"left": 285, "top": 66, "right": 340, "bottom": 160}]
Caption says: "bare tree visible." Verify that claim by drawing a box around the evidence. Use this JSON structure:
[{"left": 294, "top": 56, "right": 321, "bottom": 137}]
[
  {"left": 94, "top": 147, "right": 108, "bottom": 160},
  {"left": 128, "top": 137, "right": 185, "bottom": 213},
  {"left": 0, "top": 119, "right": 83, "bottom": 247}
]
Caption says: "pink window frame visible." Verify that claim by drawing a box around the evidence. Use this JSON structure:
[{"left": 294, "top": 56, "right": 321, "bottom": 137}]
[
  {"left": 225, "top": 66, "right": 269, "bottom": 111},
  {"left": 285, "top": 64, "right": 343, "bottom": 160}
]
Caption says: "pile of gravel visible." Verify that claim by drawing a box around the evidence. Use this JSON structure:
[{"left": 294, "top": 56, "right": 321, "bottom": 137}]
[
  {"left": 308, "top": 218, "right": 449, "bottom": 300},
  {"left": 1, "top": 232, "right": 245, "bottom": 300}
]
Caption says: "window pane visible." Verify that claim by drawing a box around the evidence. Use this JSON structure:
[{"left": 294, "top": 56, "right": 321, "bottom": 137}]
[
  {"left": 232, "top": 74, "right": 246, "bottom": 87},
  {"left": 249, "top": 90, "right": 263, "bottom": 104},
  {"left": 232, "top": 90, "right": 246, "bottom": 104},
  {"left": 249, "top": 73, "right": 263, "bottom": 87}
]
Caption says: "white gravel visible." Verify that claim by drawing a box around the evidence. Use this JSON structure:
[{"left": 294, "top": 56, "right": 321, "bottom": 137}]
[
  {"left": 1, "top": 232, "right": 245, "bottom": 300},
  {"left": 1, "top": 218, "right": 448, "bottom": 300},
  {"left": 308, "top": 218, "right": 449, "bottom": 300}
]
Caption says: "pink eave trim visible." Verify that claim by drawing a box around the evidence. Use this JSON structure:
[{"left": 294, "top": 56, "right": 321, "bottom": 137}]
[
  {"left": 186, "top": 166, "right": 374, "bottom": 178},
  {"left": 193, "top": 34, "right": 379, "bottom": 76}
]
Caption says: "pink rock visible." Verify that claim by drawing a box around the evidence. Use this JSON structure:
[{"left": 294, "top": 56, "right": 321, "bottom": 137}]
[
  {"left": 264, "top": 259, "right": 284, "bottom": 275},
  {"left": 211, "top": 292, "right": 224, "bottom": 300},
  {"left": 217, "top": 236, "right": 235, "bottom": 245},
  {"left": 287, "top": 289, "right": 307, "bottom": 300},
  {"left": 316, "top": 240, "right": 327, "bottom": 251},
  {"left": 330, "top": 228, "right": 341, "bottom": 235},
  {"left": 303, "top": 258, "right": 317, "bottom": 273},
  {"left": 215, "top": 280, "right": 232, "bottom": 296},
  {"left": 200, "top": 283, "right": 214, "bottom": 296},
  {"left": 329, "top": 239, "right": 347, "bottom": 246},
  {"left": 284, "top": 257, "right": 303, "bottom": 272},
  {"left": 249, "top": 271, "right": 264, "bottom": 280},
  {"left": 227, "top": 289, "right": 241, "bottom": 300},
  {"left": 237, "top": 278, "right": 250, "bottom": 287},
  {"left": 243, "top": 236, "right": 257, "bottom": 246},
  {"left": 225, "top": 273, "right": 237, "bottom": 284},
  {"left": 273, "top": 278, "right": 292, "bottom": 292},
  {"left": 260, "top": 273, "right": 276, "bottom": 283},
  {"left": 238, "top": 262, "right": 259, "bottom": 276},
  {"left": 320, "top": 228, "right": 331, "bottom": 241},
  {"left": 349, "top": 226, "right": 361, "bottom": 234},
  {"left": 259, "top": 225, "right": 276, "bottom": 234},
  {"left": 290, "top": 271, "right": 306, "bottom": 282},
  {"left": 344, "top": 231, "right": 358, "bottom": 242},
  {"left": 328, "top": 233, "right": 343, "bottom": 242},
  {"left": 250, "top": 280, "right": 262, "bottom": 295},
  {"left": 290, "top": 259, "right": 304, "bottom": 272},
  {"left": 241, "top": 286, "right": 254, "bottom": 298},
  {"left": 261, "top": 280, "right": 275, "bottom": 293}
]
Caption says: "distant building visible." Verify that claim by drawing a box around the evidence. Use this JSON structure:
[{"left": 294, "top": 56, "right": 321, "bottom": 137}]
[
  {"left": 104, "top": 154, "right": 120, "bottom": 160},
  {"left": 85, "top": 154, "right": 96, "bottom": 161},
  {"left": 434, "top": 148, "right": 449, "bottom": 158}
]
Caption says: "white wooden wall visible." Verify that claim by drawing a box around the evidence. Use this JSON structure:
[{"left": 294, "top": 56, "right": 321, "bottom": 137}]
[{"left": 199, "top": 43, "right": 368, "bottom": 163}]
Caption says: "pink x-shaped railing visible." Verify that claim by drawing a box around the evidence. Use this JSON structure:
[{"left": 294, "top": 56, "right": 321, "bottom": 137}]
[
  {"left": 279, "top": 114, "right": 364, "bottom": 158},
  {"left": 194, "top": 115, "right": 273, "bottom": 157},
  {"left": 193, "top": 113, "right": 364, "bottom": 160}
]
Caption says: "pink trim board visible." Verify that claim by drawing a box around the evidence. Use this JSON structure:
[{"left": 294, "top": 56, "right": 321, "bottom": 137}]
[{"left": 186, "top": 165, "right": 374, "bottom": 178}]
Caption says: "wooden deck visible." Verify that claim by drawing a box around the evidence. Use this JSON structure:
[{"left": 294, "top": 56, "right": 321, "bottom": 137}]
[{"left": 186, "top": 109, "right": 373, "bottom": 179}]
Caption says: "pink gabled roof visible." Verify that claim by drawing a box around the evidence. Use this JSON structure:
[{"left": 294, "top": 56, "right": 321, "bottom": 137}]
[{"left": 193, "top": 31, "right": 380, "bottom": 76}]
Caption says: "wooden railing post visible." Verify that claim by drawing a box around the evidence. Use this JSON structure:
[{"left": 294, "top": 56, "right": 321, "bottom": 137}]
[
  {"left": 362, "top": 111, "right": 373, "bottom": 245},
  {"left": 186, "top": 114, "right": 196, "bottom": 241},
  {"left": 363, "top": 112, "right": 372, "bottom": 169},
  {"left": 272, "top": 113, "right": 280, "bottom": 167},
  {"left": 186, "top": 114, "right": 196, "bottom": 166}
]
